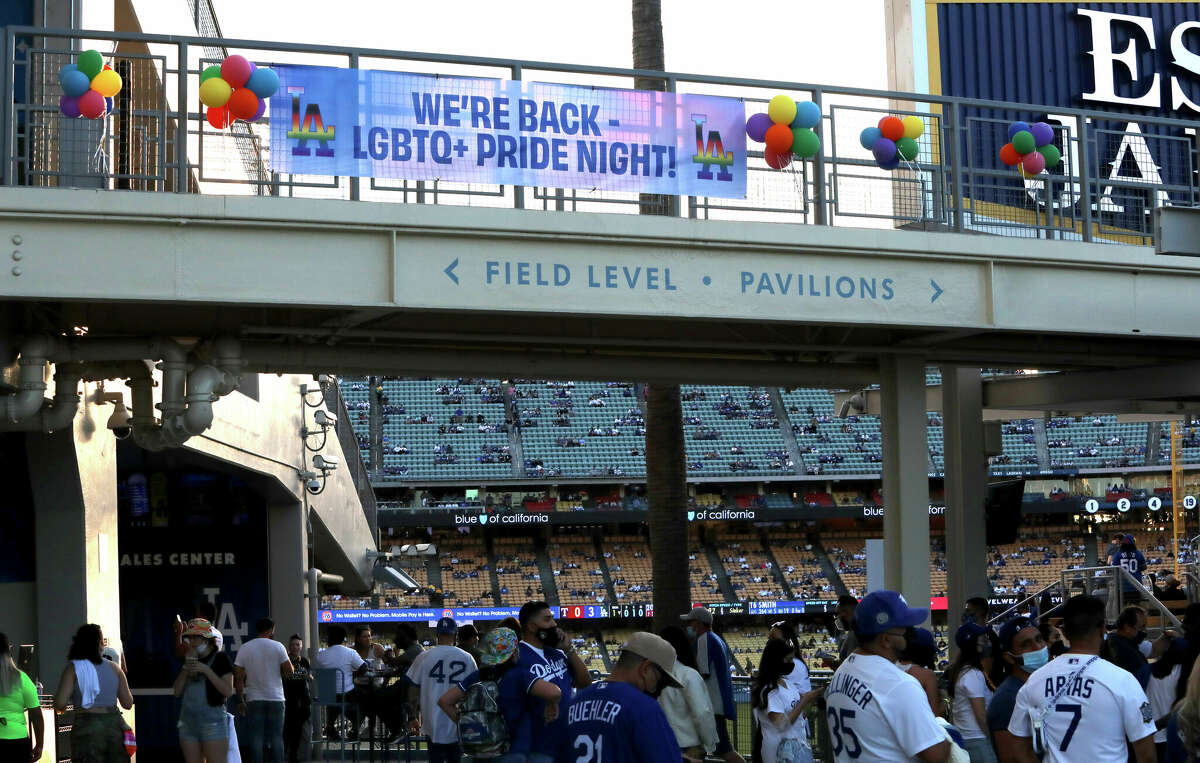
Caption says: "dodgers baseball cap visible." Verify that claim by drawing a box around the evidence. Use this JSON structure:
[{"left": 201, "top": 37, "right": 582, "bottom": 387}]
[
  {"left": 907, "top": 627, "right": 936, "bottom": 651},
  {"left": 436, "top": 617, "right": 458, "bottom": 635},
  {"left": 680, "top": 606, "right": 713, "bottom": 626},
  {"left": 997, "top": 616, "right": 1036, "bottom": 652},
  {"left": 956, "top": 622, "right": 991, "bottom": 649},
  {"left": 853, "top": 590, "right": 928, "bottom": 635}
]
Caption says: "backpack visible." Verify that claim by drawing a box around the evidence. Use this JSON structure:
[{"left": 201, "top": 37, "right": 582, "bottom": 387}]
[{"left": 457, "top": 680, "right": 509, "bottom": 757}]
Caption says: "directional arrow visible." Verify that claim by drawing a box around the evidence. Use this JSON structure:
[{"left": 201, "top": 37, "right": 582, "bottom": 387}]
[
  {"left": 930, "top": 278, "right": 943, "bottom": 303},
  {"left": 444, "top": 258, "right": 459, "bottom": 285}
]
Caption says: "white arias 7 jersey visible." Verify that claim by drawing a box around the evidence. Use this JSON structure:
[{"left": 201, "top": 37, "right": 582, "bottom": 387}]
[
  {"left": 1007, "top": 653, "right": 1156, "bottom": 763},
  {"left": 823, "top": 653, "right": 945, "bottom": 762}
]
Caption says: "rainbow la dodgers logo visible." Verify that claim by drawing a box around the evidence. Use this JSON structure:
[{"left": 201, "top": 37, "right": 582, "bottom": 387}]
[
  {"left": 692, "top": 113, "right": 733, "bottom": 183},
  {"left": 288, "top": 86, "right": 335, "bottom": 157}
]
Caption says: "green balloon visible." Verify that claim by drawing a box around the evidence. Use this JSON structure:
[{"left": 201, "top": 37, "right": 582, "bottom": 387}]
[
  {"left": 1011, "top": 130, "right": 1036, "bottom": 155},
  {"left": 77, "top": 49, "right": 103, "bottom": 80},
  {"left": 1038, "top": 144, "right": 1062, "bottom": 170},
  {"left": 200, "top": 65, "right": 222, "bottom": 83},
  {"left": 791, "top": 127, "right": 820, "bottom": 159},
  {"left": 896, "top": 137, "right": 919, "bottom": 161}
]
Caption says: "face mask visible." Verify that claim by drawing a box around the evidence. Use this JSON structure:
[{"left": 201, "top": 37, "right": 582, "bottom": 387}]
[
  {"left": 978, "top": 640, "right": 993, "bottom": 659},
  {"left": 961, "top": 612, "right": 974, "bottom": 625},
  {"left": 1135, "top": 630, "right": 1147, "bottom": 644},
  {"left": 538, "top": 628, "right": 561, "bottom": 648},
  {"left": 686, "top": 625, "right": 698, "bottom": 640},
  {"left": 1020, "top": 646, "right": 1049, "bottom": 671}
]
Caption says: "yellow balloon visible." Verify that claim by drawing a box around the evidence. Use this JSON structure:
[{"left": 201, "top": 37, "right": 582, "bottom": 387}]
[
  {"left": 90, "top": 69, "right": 122, "bottom": 98},
  {"left": 901, "top": 115, "right": 925, "bottom": 140},
  {"left": 767, "top": 94, "right": 797, "bottom": 126},
  {"left": 198, "top": 77, "right": 232, "bottom": 108}
]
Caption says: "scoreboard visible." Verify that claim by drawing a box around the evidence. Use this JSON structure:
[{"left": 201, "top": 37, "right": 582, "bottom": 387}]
[{"left": 749, "top": 600, "right": 838, "bottom": 616}]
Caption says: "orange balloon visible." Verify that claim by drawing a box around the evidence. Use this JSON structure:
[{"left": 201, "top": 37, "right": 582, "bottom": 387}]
[
  {"left": 207, "top": 105, "right": 232, "bottom": 129},
  {"left": 764, "top": 123, "right": 794, "bottom": 154},
  {"left": 227, "top": 88, "right": 260, "bottom": 121},
  {"left": 878, "top": 116, "right": 905, "bottom": 142},
  {"left": 999, "top": 143, "right": 1021, "bottom": 166}
]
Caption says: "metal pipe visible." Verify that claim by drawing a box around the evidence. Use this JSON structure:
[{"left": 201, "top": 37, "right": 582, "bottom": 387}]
[
  {"left": 4, "top": 335, "right": 58, "bottom": 423},
  {"left": 178, "top": 364, "right": 225, "bottom": 436},
  {"left": 0, "top": 363, "right": 80, "bottom": 432}
]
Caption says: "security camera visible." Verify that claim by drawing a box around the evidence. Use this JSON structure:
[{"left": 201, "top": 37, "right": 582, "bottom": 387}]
[
  {"left": 313, "top": 454, "right": 339, "bottom": 471},
  {"left": 106, "top": 403, "right": 133, "bottom": 440},
  {"left": 314, "top": 410, "right": 336, "bottom": 428},
  {"left": 306, "top": 477, "right": 322, "bottom": 492}
]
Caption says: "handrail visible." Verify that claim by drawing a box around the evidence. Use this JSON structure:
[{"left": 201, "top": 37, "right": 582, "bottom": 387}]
[{"left": 987, "top": 579, "right": 1065, "bottom": 627}]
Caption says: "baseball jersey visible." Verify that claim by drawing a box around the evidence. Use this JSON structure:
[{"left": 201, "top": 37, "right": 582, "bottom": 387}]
[
  {"left": 513, "top": 641, "right": 575, "bottom": 757},
  {"left": 823, "top": 653, "right": 945, "bottom": 762},
  {"left": 1007, "top": 653, "right": 1156, "bottom": 763},
  {"left": 406, "top": 644, "right": 477, "bottom": 744},
  {"left": 560, "top": 680, "right": 681, "bottom": 763}
]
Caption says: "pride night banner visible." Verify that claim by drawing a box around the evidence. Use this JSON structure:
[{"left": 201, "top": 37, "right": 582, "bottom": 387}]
[{"left": 268, "top": 65, "right": 747, "bottom": 199}]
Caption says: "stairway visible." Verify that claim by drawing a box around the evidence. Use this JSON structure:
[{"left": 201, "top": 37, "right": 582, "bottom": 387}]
[
  {"left": 1146, "top": 422, "right": 1162, "bottom": 467},
  {"left": 535, "top": 536, "right": 561, "bottom": 608},
  {"left": 809, "top": 536, "right": 851, "bottom": 597},
  {"left": 484, "top": 535, "right": 503, "bottom": 605},
  {"left": 592, "top": 536, "right": 619, "bottom": 604},
  {"left": 594, "top": 630, "right": 614, "bottom": 672},
  {"left": 504, "top": 384, "right": 526, "bottom": 477},
  {"left": 703, "top": 539, "right": 739, "bottom": 603},
  {"left": 769, "top": 387, "right": 804, "bottom": 474},
  {"left": 368, "top": 375, "right": 382, "bottom": 472},
  {"left": 424, "top": 554, "right": 444, "bottom": 605},
  {"left": 1034, "top": 418, "right": 1051, "bottom": 470},
  {"left": 759, "top": 532, "right": 795, "bottom": 599}
]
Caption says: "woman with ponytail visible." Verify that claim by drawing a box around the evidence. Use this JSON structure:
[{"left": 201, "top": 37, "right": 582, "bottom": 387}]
[{"left": 0, "top": 633, "right": 43, "bottom": 763}]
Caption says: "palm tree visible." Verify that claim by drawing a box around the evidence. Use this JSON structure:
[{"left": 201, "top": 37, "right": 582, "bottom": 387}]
[{"left": 632, "top": 0, "right": 689, "bottom": 632}]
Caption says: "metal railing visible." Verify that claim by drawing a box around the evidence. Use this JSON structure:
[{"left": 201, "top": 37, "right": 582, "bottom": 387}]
[{"left": 5, "top": 25, "right": 1198, "bottom": 246}]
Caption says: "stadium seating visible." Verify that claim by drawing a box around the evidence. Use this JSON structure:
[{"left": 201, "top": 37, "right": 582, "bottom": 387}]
[
  {"left": 437, "top": 531, "right": 494, "bottom": 607},
  {"left": 493, "top": 536, "right": 542, "bottom": 606},
  {"left": 771, "top": 533, "right": 836, "bottom": 599},
  {"left": 987, "top": 525, "right": 1090, "bottom": 595},
  {"left": 714, "top": 529, "right": 786, "bottom": 601},
  {"left": 679, "top": 385, "right": 795, "bottom": 478},
  {"left": 549, "top": 535, "right": 607, "bottom": 606},
  {"left": 515, "top": 380, "right": 645, "bottom": 479},
  {"left": 604, "top": 535, "right": 653, "bottom": 606}
]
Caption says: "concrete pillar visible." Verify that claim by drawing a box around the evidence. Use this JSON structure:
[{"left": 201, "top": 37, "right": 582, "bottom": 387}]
[
  {"left": 269, "top": 501, "right": 309, "bottom": 645},
  {"left": 879, "top": 356, "right": 930, "bottom": 614},
  {"left": 942, "top": 367, "right": 988, "bottom": 624},
  {"left": 27, "top": 389, "right": 119, "bottom": 681}
]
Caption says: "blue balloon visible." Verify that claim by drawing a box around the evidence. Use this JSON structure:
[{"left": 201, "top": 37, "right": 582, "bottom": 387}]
[
  {"left": 878, "top": 155, "right": 900, "bottom": 170},
  {"left": 872, "top": 137, "right": 897, "bottom": 164},
  {"left": 105, "top": 97, "right": 114, "bottom": 113},
  {"left": 60, "top": 69, "right": 90, "bottom": 98},
  {"left": 859, "top": 126, "right": 882, "bottom": 151},
  {"left": 59, "top": 63, "right": 79, "bottom": 80},
  {"left": 1007, "top": 121, "right": 1031, "bottom": 140},
  {"left": 790, "top": 101, "right": 821, "bottom": 129},
  {"left": 245, "top": 68, "right": 279, "bottom": 99}
]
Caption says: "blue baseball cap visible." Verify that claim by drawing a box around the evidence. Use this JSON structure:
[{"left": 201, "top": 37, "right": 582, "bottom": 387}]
[
  {"left": 908, "top": 627, "right": 936, "bottom": 650},
  {"left": 436, "top": 617, "right": 458, "bottom": 635},
  {"left": 956, "top": 622, "right": 990, "bottom": 649},
  {"left": 854, "top": 590, "right": 928, "bottom": 635},
  {"left": 997, "top": 616, "right": 1036, "bottom": 652}
]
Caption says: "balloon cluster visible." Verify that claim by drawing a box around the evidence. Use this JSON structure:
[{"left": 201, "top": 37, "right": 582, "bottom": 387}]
[
  {"left": 745, "top": 95, "right": 821, "bottom": 170},
  {"left": 859, "top": 115, "right": 924, "bottom": 170},
  {"left": 198, "top": 55, "right": 279, "bottom": 129},
  {"left": 58, "top": 50, "right": 122, "bottom": 119},
  {"left": 999, "top": 121, "right": 1060, "bottom": 176}
]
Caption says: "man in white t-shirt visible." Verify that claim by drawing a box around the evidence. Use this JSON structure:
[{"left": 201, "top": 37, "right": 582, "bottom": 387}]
[
  {"left": 405, "top": 617, "right": 477, "bottom": 762},
  {"left": 1007, "top": 594, "right": 1156, "bottom": 763},
  {"left": 824, "top": 590, "right": 949, "bottom": 763},
  {"left": 315, "top": 626, "right": 367, "bottom": 740},
  {"left": 235, "top": 617, "right": 294, "bottom": 763}
]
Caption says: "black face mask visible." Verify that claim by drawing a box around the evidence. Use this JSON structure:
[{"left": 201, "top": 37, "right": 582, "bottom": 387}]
[
  {"left": 1135, "top": 630, "right": 1147, "bottom": 644},
  {"left": 538, "top": 628, "right": 561, "bottom": 648}
]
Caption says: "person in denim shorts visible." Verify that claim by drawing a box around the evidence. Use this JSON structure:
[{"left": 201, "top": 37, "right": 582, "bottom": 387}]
[{"left": 174, "top": 619, "right": 235, "bottom": 762}]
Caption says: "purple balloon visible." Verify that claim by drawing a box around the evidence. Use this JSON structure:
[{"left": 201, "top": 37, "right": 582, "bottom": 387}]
[
  {"left": 746, "top": 112, "right": 772, "bottom": 143},
  {"left": 247, "top": 97, "right": 267, "bottom": 122},
  {"left": 1030, "top": 121, "right": 1054, "bottom": 147},
  {"left": 59, "top": 94, "right": 81, "bottom": 118},
  {"left": 872, "top": 137, "right": 898, "bottom": 163},
  {"left": 877, "top": 155, "right": 901, "bottom": 171}
]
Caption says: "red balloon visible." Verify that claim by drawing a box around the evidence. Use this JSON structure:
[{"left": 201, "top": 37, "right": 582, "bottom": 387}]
[
  {"left": 999, "top": 143, "right": 1021, "bottom": 166},
  {"left": 765, "top": 147, "right": 792, "bottom": 169},
  {"left": 764, "top": 123, "right": 793, "bottom": 154},
  {"left": 103, "top": 64, "right": 112, "bottom": 71},
  {"left": 227, "top": 88, "right": 260, "bottom": 121},
  {"left": 207, "top": 105, "right": 232, "bottom": 129},
  {"left": 78, "top": 89, "right": 106, "bottom": 119},
  {"left": 220, "top": 55, "right": 253, "bottom": 88},
  {"left": 878, "top": 116, "right": 904, "bottom": 142}
]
